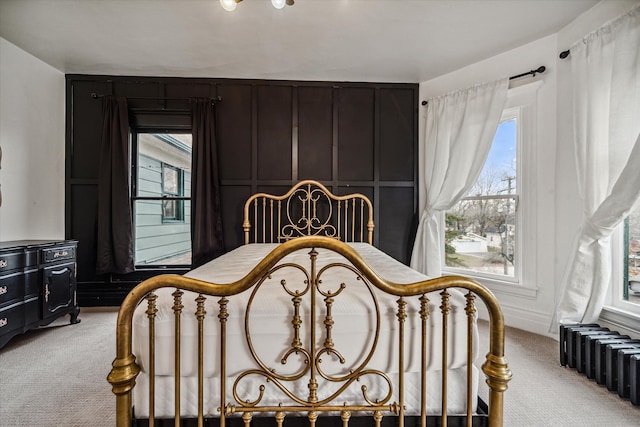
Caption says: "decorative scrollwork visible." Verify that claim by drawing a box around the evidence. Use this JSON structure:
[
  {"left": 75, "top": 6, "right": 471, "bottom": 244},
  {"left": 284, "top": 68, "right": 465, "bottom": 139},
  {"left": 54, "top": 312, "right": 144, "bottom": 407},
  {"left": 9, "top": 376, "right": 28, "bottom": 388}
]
[
  {"left": 232, "top": 374, "right": 266, "bottom": 407},
  {"left": 359, "top": 370, "right": 394, "bottom": 405},
  {"left": 243, "top": 262, "right": 312, "bottom": 385},
  {"left": 281, "top": 187, "right": 338, "bottom": 240},
  {"left": 233, "top": 249, "right": 393, "bottom": 409},
  {"left": 243, "top": 180, "right": 374, "bottom": 244},
  {"left": 233, "top": 369, "right": 307, "bottom": 407},
  {"left": 314, "top": 262, "right": 381, "bottom": 383}
]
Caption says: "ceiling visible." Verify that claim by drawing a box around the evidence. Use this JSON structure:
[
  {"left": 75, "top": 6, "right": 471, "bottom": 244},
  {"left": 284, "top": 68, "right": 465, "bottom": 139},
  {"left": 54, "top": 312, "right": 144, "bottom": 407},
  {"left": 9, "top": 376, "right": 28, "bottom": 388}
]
[{"left": 0, "top": 0, "right": 600, "bottom": 83}]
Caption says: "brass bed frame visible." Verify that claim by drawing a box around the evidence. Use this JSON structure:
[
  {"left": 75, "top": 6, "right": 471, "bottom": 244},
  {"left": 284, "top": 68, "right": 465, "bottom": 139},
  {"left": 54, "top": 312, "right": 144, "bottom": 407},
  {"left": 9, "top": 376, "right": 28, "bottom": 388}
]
[
  {"left": 108, "top": 181, "right": 512, "bottom": 427},
  {"left": 242, "top": 180, "right": 374, "bottom": 245}
]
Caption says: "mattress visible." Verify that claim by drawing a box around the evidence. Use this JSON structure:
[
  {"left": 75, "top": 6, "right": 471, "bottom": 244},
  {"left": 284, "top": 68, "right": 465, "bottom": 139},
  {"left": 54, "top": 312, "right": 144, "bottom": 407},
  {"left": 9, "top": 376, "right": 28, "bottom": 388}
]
[
  {"left": 134, "top": 367, "right": 479, "bottom": 417},
  {"left": 132, "top": 243, "right": 480, "bottom": 416}
]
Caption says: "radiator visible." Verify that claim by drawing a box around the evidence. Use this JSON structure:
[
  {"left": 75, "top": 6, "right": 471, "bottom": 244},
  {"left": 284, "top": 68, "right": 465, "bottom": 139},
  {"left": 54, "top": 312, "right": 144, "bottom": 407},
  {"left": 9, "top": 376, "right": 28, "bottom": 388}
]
[
  {"left": 584, "top": 334, "right": 628, "bottom": 379},
  {"left": 631, "top": 354, "right": 640, "bottom": 406},
  {"left": 560, "top": 323, "right": 640, "bottom": 405}
]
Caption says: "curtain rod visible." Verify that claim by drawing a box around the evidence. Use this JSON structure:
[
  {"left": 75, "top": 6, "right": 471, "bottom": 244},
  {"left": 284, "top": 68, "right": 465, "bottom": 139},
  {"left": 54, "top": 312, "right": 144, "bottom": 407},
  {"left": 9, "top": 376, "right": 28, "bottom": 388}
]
[
  {"left": 90, "top": 93, "right": 222, "bottom": 105},
  {"left": 420, "top": 65, "right": 546, "bottom": 106}
]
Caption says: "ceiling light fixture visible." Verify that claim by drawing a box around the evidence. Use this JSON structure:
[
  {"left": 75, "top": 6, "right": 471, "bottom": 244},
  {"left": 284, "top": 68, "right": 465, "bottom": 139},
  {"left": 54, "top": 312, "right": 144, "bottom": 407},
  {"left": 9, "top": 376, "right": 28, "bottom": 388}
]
[
  {"left": 219, "top": 0, "right": 239, "bottom": 12},
  {"left": 219, "top": 0, "right": 294, "bottom": 12}
]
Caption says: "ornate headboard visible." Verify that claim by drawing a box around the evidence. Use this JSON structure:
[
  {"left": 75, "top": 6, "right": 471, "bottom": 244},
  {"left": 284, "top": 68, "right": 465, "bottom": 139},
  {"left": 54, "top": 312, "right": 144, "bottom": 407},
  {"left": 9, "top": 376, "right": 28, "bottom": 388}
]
[{"left": 242, "top": 180, "right": 374, "bottom": 244}]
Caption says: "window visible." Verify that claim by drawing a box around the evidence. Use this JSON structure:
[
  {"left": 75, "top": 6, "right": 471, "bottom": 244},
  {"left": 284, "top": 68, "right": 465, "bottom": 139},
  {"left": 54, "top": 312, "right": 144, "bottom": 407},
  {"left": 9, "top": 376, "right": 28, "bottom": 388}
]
[
  {"left": 624, "top": 206, "right": 640, "bottom": 306},
  {"left": 603, "top": 198, "right": 640, "bottom": 325},
  {"left": 441, "top": 81, "right": 542, "bottom": 293},
  {"left": 161, "top": 164, "right": 184, "bottom": 221},
  {"left": 443, "top": 111, "right": 520, "bottom": 281},
  {"left": 132, "top": 131, "right": 192, "bottom": 266}
]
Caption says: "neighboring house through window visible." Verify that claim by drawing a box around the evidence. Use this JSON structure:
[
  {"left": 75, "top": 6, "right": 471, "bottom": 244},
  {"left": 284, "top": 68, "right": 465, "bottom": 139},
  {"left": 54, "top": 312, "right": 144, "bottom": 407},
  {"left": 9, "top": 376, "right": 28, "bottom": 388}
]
[{"left": 132, "top": 131, "right": 192, "bottom": 266}]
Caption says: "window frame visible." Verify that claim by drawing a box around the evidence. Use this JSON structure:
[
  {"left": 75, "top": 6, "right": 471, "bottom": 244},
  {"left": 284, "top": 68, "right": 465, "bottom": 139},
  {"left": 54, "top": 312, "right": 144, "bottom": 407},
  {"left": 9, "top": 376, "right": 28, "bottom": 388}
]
[
  {"left": 441, "top": 81, "right": 542, "bottom": 297},
  {"left": 161, "top": 163, "right": 185, "bottom": 223},
  {"left": 442, "top": 108, "right": 522, "bottom": 284},
  {"left": 130, "top": 128, "right": 192, "bottom": 268},
  {"left": 605, "top": 212, "right": 640, "bottom": 319}
]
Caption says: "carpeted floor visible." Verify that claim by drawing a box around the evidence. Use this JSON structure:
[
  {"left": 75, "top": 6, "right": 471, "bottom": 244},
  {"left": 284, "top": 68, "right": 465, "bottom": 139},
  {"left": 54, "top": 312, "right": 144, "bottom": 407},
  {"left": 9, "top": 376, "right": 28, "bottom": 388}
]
[
  {"left": 476, "top": 324, "right": 640, "bottom": 426},
  {"left": 0, "top": 308, "right": 116, "bottom": 427},
  {"left": 0, "top": 308, "right": 639, "bottom": 426}
]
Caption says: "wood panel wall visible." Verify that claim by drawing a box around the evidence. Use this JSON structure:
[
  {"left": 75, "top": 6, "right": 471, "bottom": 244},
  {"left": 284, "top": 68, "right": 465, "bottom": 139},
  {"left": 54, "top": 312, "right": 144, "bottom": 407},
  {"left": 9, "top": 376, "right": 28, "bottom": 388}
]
[{"left": 65, "top": 75, "right": 418, "bottom": 305}]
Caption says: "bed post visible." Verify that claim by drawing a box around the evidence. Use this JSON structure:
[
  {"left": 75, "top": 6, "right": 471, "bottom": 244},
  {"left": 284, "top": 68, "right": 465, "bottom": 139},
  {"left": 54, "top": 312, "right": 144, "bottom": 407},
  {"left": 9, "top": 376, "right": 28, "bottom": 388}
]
[
  {"left": 396, "top": 297, "right": 407, "bottom": 427},
  {"left": 219, "top": 297, "right": 230, "bottom": 427},
  {"left": 242, "top": 211, "right": 251, "bottom": 245},
  {"left": 108, "top": 354, "right": 139, "bottom": 427},
  {"left": 482, "top": 299, "right": 512, "bottom": 427},
  {"left": 108, "top": 301, "right": 141, "bottom": 427}
]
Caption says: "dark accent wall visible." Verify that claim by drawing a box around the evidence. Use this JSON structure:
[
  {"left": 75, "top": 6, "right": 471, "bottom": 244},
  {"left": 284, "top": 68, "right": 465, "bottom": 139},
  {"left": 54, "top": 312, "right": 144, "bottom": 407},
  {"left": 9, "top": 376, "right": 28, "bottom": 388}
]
[{"left": 65, "top": 75, "right": 418, "bottom": 306}]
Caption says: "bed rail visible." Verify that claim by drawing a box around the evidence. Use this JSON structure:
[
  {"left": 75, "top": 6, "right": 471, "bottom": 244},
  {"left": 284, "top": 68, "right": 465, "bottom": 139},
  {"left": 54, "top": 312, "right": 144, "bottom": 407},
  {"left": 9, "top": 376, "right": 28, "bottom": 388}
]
[
  {"left": 108, "top": 237, "right": 511, "bottom": 427},
  {"left": 243, "top": 180, "right": 374, "bottom": 244}
]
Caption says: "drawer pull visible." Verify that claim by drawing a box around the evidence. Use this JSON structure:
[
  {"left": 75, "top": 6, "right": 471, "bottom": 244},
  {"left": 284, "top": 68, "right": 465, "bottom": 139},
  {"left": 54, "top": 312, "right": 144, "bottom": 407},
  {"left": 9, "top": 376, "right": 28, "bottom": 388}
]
[
  {"left": 0, "top": 318, "right": 7, "bottom": 328},
  {"left": 45, "top": 284, "right": 50, "bottom": 303},
  {"left": 0, "top": 259, "right": 7, "bottom": 268},
  {"left": 53, "top": 250, "right": 70, "bottom": 259},
  {"left": 0, "top": 286, "right": 6, "bottom": 296}
]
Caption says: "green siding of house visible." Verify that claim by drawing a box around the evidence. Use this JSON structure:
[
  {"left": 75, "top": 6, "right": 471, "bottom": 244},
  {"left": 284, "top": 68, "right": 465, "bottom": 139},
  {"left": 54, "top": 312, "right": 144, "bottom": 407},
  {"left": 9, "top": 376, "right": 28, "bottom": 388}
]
[{"left": 134, "top": 154, "right": 191, "bottom": 265}]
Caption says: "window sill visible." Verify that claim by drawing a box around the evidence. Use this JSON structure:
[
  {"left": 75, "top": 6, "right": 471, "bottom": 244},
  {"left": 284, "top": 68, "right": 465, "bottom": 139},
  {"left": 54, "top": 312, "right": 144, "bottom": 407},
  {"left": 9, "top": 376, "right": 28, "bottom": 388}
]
[
  {"left": 478, "top": 277, "right": 538, "bottom": 299},
  {"left": 600, "top": 306, "right": 640, "bottom": 336},
  {"left": 442, "top": 270, "right": 538, "bottom": 299}
]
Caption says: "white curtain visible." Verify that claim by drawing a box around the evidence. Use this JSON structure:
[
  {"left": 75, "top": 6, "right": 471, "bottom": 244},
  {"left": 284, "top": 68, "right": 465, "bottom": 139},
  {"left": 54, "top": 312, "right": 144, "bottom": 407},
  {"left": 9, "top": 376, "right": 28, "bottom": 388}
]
[
  {"left": 410, "top": 78, "right": 508, "bottom": 276},
  {"left": 553, "top": 5, "right": 640, "bottom": 327}
]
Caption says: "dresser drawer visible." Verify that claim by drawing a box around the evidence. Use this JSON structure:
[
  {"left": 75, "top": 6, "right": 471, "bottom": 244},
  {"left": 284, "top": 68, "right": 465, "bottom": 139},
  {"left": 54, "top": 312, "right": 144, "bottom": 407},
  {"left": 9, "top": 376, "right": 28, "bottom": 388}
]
[
  {"left": 0, "top": 270, "right": 25, "bottom": 308},
  {"left": 42, "top": 245, "right": 76, "bottom": 264},
  {"left": 0, "top": 303, "right": 25, "bottom": 335},
  {"left": 0, "top": 250, "right": 26, "bottom": 274}
]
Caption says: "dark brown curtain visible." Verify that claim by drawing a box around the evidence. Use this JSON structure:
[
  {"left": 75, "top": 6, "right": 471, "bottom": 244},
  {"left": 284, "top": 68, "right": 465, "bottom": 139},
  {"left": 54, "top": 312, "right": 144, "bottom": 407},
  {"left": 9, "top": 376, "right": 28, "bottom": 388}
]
[
  {"left": 191, "top": 98, "right": 225, "bottom": 268},
  {"left": 96, "top": 96, "right": 134, "bottom": 274}
]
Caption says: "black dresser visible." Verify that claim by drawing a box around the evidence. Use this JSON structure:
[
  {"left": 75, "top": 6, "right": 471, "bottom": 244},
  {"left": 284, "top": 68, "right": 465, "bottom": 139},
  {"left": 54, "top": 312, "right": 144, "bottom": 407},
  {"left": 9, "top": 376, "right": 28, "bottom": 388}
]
[{"left": 0, "top": 240, "right": 80, "bottom": 349}]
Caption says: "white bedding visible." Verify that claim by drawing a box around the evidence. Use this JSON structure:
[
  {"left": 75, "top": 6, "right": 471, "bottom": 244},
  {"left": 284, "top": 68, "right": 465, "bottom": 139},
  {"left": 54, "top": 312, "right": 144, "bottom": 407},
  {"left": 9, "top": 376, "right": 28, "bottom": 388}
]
[
  {"left": 132, "top": 243, "right": 480, "bottom": 416},
  {"left": 134, "top": 367, "right": 479, "bottom": 417}
]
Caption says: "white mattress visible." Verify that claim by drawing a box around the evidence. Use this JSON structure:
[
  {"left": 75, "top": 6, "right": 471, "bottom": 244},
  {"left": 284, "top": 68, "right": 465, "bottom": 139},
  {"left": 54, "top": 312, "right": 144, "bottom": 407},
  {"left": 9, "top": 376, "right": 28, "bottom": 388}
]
[
  {"left": 132, "top": 243, "right": 479, "bottom": 416},
  {"left": 134, "top": 367, "right": 479, "bottom": 417}
]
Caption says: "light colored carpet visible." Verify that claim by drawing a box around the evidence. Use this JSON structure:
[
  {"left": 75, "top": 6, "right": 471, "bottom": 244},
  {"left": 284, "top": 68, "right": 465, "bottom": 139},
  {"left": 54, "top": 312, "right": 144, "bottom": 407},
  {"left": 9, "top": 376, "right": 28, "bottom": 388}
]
[
  {"left": 477, "top": 322, "right": 640, "bottom": 426},
  {"left": 1, "top": 308, "right": 639, "bottom": 426},
  {"left": 0, "top": 308, "right": 116, "bottom": 427}
]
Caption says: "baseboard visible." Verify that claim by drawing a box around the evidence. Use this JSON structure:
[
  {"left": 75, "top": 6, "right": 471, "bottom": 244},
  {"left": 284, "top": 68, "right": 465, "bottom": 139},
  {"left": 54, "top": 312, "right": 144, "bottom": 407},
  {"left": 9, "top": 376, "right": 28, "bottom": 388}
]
[
  {"left": 77, "top": 267, "right": 189, "bottom": 307},
  {"left": 77, "top": 281, "right": 134, "bottom": 307},
  {"left": 477, "top": 302, "right": 555, "bottom": 339}
]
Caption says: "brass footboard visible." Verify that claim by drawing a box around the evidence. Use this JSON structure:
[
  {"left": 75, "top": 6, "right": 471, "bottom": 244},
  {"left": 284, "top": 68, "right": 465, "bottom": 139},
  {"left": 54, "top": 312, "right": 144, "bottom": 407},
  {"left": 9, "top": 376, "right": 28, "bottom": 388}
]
[{"left": 108, "top": 236, "right": 511, "bottom": 427}]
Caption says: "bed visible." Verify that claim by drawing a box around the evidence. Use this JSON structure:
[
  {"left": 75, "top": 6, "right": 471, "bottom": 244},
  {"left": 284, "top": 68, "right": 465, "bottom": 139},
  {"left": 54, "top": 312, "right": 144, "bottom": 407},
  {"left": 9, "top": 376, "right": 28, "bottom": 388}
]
[{"left": 108, "top": 180, "right": 512, "bottom": 427}]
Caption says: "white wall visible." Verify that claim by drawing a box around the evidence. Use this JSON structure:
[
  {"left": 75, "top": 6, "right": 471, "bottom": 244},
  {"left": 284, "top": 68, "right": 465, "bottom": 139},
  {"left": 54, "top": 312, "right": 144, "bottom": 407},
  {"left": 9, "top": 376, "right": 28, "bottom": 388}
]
[
  {"left": 0, "top": 37, "right": 66, "bottom": 242},
  {"left": 417, "top": 0, "right": 639, "bottom": 337}
]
